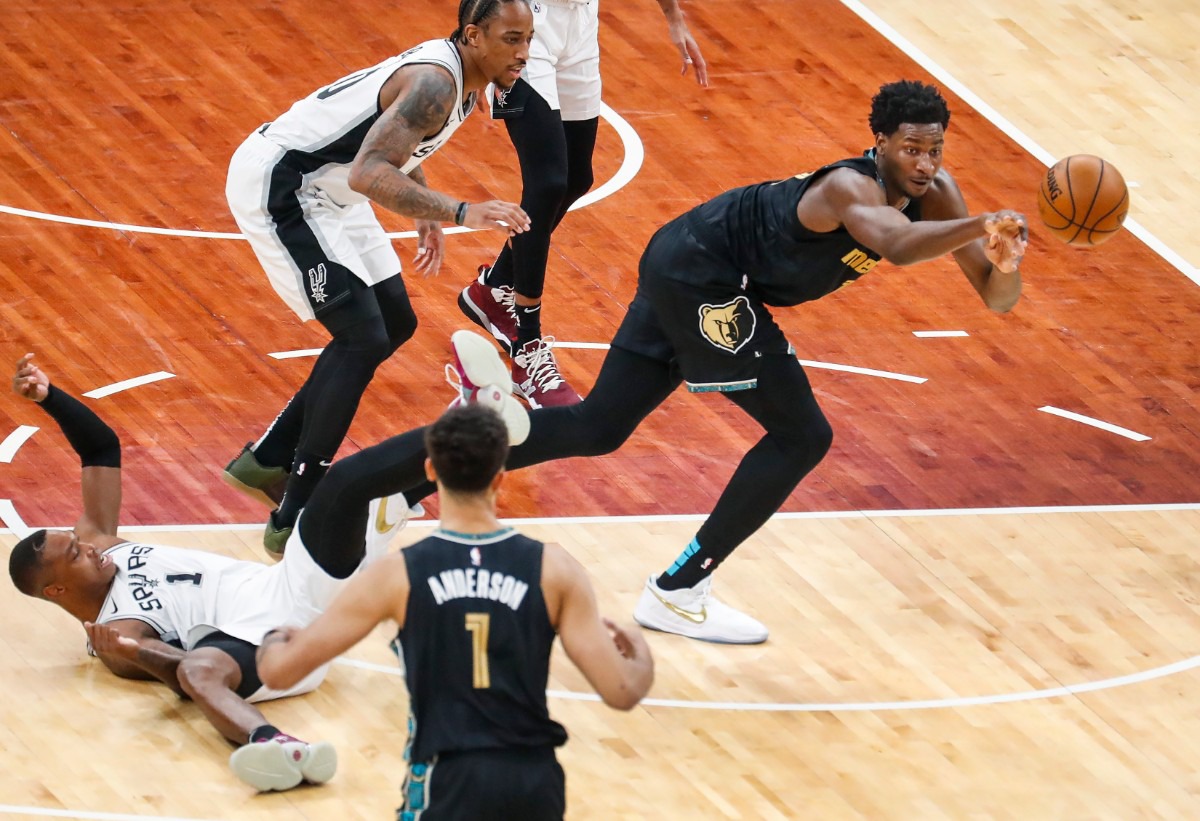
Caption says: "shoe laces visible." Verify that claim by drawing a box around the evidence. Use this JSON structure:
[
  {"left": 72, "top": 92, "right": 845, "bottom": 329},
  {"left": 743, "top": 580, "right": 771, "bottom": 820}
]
[
  {"left": 492, "top": 285, "right": 517, "bottom": 322},
  {"left": 514, "top": 337, "right": 565, "bottom": 391},
  {"left": 444, "top": 362, "right": 469, "bottom": 405}
]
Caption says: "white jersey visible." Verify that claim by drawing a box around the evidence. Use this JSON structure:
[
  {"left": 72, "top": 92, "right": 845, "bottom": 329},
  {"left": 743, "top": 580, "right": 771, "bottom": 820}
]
[
  {"left": 96, "top": 543, "right": 273, "bottom": 649},
  {"left": 257, "top": 39, "right": 476, "bottom": 205}
]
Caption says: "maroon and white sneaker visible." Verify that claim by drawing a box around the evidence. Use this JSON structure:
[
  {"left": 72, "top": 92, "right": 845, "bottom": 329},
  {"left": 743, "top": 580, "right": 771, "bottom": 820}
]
[
  {"left": 511, "top": 336, "right": 582, "bottom": 409},
  {"left": 445, "top": 330, "right": 530, "bottom": 445},
  {"left": 229, "top": 732, "right": 338, "bottom": 792},
  {"left": 458, "top": 265, "right": 518, "bottom": 351}
]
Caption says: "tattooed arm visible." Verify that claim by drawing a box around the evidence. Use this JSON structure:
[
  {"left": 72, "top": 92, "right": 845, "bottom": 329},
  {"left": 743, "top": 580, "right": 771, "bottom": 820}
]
[
  {"left": 347, "top": 64, "right": 530, "bottom": 234},
  {"left": 347, "top": 65, "right": 460, "bottom": 221}
]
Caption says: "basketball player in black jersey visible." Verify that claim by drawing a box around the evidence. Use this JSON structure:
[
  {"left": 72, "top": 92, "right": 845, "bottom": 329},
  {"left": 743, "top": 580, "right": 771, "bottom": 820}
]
[
  {"left": 256, "top": 403, "right": 654, "bottom": 820},
  {"left": 290, "top": 80, "right": 1029, "bottom": 645}
]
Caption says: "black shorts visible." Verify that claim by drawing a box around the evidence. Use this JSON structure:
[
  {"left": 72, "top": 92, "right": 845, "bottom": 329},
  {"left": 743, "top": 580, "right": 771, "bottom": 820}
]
[
  {"left": 612, "top": 219, "right": 791, "bottom": 393},
  {"left": 398, "top": 747, "right": 564, "bottom": 821},
  {"left": 191, "top": 630, "right": 263, "bottom": 699}
]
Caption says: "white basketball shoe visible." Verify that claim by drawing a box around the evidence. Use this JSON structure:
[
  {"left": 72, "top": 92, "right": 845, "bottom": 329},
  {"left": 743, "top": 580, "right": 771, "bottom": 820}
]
[
  {"left": 229, "top": 734, "right": 337, "bottom": 792},
  {"left": 633, "top": 574, "right": 769, "bottom": 644},
  {"left": 446, "top": 329, "right": 530, "bottom": 445},
  {"left": 363, "top": 492, "right": 422, "bottom": 564}
]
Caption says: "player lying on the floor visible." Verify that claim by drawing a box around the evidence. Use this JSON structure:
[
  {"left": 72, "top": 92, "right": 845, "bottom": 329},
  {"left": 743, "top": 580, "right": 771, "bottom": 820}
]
[{"left": 6, "top": 352, "right": 421, "bottom": 791}]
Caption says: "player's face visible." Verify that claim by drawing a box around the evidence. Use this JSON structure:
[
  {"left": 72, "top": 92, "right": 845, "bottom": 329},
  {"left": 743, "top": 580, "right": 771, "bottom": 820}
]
[
  {"left": 876, "top": 123, "right": 945, "bottom": 199},
  {"left": 476, "top": 2, "right": 534, "bottom": 89},
  {"left": 39, "top": 530, "right": 117, "bottom": 597}
]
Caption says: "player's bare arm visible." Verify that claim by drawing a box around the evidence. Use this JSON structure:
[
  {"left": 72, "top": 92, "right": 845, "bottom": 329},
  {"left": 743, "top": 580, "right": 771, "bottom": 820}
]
[
  {"left": 85, "top": 618, "right": 187, "bottom": 695},
  {"left": 655, "top": 0, "right": 709, "bottom": 86},
  {"left": 807, "top": 169, "right": 1017, "bottom": 267},
  {"left": 921, "top": 171, "right": 1025, "bottom": 311},
  {"left": 257, "top": 553, "right": 411, "bottom": 690},
  {"left": 12, "top": 354, "right": 122, "bottom": 543},
  {"left": 348, "top": 66, "right": 460, "bottom": 221},
  {"left": 543, "top": 543, "right": 653, "bottom": 710}
]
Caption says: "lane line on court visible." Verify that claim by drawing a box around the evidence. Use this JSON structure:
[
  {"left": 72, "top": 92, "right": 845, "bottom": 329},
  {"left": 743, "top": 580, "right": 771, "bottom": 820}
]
[
  {"left": 837, "top": 0, "right": 1200, "bottom": 287},
  {"left": 82, "top": 372, "right": 174, "bottom": 399},
  {"left": 4, "top": 502, "right": 1199, "bottom": 536},
  {"left": 0, "top": 104, "right": 640, "bottom": 243},
  {"left": 798, "top": 359, "right": 925, "bottom": 383},
  {"left": 912, "top": 330, "right": 968, "bottom": 338},
  {"left": 335, "top": 653, "right": 1200, "bottom": 712},
  {"left": 0, "top": 806, "right": 220, "bottom": 821},
  {"left": 268, "top": 348, "right": 324, "bottom": 359},
  {"left": 0, "top": 425, "right": 38, "bottom": 462},
  {"left": 1038, "top": 406, "right": 1151, "bottom": 441}
]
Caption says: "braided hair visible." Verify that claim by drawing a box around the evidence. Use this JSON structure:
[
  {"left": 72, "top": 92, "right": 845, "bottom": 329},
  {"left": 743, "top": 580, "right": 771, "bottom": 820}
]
[{"left": 450, "top": 0, "right": 526, "bottom": 43}]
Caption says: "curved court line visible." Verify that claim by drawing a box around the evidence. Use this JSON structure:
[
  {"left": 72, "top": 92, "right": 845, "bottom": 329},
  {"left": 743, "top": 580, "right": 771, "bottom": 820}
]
[
  {"left": 0, "top": 500, "right": 31, "bottom": 538},
  {"left": 0, "top": 425, "right": 38, "bottom": 463},
  {"left": 0, "top": 103, "right": 641, "bottom": 243},
  {"left": 336, "top": 652, "right": 1200, "bottom": 712},
  {"left": 82, "top": 371, "right": 175, "bottom": 399},
  {"left": 1038, "top": 405, "right": 1151, "bottom": 442},
  {"left": 838, "top": 0, "right": 1200, "bottom": 287}
]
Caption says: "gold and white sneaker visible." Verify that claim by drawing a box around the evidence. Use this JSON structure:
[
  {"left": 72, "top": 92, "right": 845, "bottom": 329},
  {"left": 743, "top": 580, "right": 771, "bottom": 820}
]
[
  {"left": 363, "top": 492, "right": 422, "bottom": 564},
  {"left": 633, "top": 575, "right": 768, "bottom": 644}
]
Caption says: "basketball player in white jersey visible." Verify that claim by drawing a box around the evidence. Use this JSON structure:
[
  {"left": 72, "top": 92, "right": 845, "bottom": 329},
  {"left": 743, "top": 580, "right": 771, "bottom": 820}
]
[
  {"left": 6, "top": 353, "right": 416, "bottom": 792},
  {"left": 222, "top": 0, "right": 535, "bottom": 557},
  {"left": 457, "top": 0, "right": 708, "bottom": 408}
]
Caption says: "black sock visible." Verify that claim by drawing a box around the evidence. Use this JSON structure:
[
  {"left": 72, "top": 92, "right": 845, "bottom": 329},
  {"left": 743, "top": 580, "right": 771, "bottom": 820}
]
[
  {"left": 515, "top": 303, "right": 542, "bottom": 350},
  {"left": 275, "top": 451, "right": 331, "bottom": 527},
  {"left": 249, "top": 724, "right": 282, "bottom": 743},
  {"left": 252, "top": 387, "right": 307, "bottom": 471}
]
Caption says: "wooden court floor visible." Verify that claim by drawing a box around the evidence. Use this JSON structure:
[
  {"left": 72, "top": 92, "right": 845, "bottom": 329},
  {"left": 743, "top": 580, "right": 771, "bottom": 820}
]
[{"left": 1, "top": 0, "right": 1199, "bottom": 818}]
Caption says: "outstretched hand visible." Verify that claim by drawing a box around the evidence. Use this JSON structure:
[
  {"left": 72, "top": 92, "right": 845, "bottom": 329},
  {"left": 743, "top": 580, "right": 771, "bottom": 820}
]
[
  {"left": 666, "top": 18, "right": 710, "bottom": 87},
  {"left": 983, "top": 210, "right": 1029, "bottom": 273},
  {"left": 12, "top": 353, "right": 49, "bottom": 402},
  {"left": 463, "top": 200, "right": 532, "bottom": 237},
  {"left": 413, "top": 219, "right": 445, "bottom": 277}
]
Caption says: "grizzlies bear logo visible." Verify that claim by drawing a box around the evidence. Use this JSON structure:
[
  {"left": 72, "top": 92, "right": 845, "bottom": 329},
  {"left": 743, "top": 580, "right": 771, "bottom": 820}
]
[{"left": 698, "top": 296, "right": 756, "bottom": 353}]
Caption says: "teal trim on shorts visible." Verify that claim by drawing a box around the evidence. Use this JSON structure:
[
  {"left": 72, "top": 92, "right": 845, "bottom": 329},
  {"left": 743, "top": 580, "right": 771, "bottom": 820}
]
[{"left": 685, "top": 379, "right": 757, "bottom": 393}]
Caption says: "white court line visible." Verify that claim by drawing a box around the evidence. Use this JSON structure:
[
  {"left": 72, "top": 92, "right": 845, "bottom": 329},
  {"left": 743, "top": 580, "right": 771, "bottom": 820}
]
[
  {"left": 336, "top": 653, "right": 1200, "bottom": 713},
  {"left": 0, "top": 425, "right": 38, "bottom": 463},
  {"left": 797, "top": 359, "right": 926, "bottom": 383},
  {"left": 837, "top": 0, "right": 1200, "bottom": 288},
  {"left": 7, "top": 502, "right": 1199, "bottom": 537},
  {"left": 82, "top": 372, "right": 174, "bottom": 399},
  {"left": 912, "top": 330, "right": 968, "bottom": 338},
  {"left": 1038, "top": 406, "right": 1151, "bottom": 441},
  {"left": 268, "top": 348, "right": 324, "bottom": 359},
  {"left": 0, "top": 104, "right": 641, "bottom": 243},
  {"left": 549, "top": 341, "right": 613, "bottom": 350},
  {"left": 0, "top": 806, "right": 220, "bottom": 821},
  {"left": 0, "top": 500, "right": 31, "bottom": 538}
]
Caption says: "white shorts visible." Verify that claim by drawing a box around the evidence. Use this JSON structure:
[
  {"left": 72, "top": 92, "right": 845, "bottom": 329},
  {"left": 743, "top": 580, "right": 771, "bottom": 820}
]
[
  {"left": 225, "top": 130, "right": 402, "bottom": 322},
  {"left": 191, "top": 495, "right": 403, "bottom": 702},
  {"left": 524, "top": 0, "right": 601, "bottom": 121}
]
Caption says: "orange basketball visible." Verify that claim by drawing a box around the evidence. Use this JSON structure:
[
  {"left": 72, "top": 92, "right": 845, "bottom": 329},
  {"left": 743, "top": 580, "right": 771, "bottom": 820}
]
[{"left": 1036, "top": 154, "right": 1129, "bottom": 246}]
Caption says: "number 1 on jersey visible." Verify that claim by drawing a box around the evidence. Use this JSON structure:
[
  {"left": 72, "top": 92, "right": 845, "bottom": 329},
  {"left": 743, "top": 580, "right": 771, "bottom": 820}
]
[{"left": 465, "top": 613, "right": 491, "bottom": 689}]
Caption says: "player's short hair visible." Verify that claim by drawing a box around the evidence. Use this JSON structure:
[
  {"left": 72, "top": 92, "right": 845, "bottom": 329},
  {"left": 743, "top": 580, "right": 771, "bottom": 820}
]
[
  {"left": 869, "top": 80, "right": 951, "bottom": 136},
  {"left": 450, "top": 0, "right": 528, "bottom": 43},
  {"left": 425, "top": 404, "right": 509, "bottom": 493},
  {"left": 9, "top": 529, "right": 49, "bottom": 597}
]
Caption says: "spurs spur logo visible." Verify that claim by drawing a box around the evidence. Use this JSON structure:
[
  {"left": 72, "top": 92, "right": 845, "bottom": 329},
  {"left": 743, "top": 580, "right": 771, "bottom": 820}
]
[{"left": 308, "top": 263, "right": 328, "bottom": 303}]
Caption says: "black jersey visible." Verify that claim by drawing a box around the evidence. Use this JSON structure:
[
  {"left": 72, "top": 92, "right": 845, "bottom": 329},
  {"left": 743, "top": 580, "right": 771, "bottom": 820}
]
[
  {"left": 397, "top": 529, "right": 568, "bottom": 763},
  {"left": 675, "top": 153, "right": 923, "bottom": 307}
]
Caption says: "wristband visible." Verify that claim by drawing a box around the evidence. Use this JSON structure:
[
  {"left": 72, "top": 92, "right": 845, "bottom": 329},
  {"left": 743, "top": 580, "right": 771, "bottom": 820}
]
[{"left": 454, "top": 201, "right": 468, "bottom": 226}]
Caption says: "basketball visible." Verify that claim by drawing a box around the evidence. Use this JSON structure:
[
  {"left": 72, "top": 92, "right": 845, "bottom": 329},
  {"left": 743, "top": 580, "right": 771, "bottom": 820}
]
[{"left": 1036, "top": 154, "right": 1129, "bottom": 246}]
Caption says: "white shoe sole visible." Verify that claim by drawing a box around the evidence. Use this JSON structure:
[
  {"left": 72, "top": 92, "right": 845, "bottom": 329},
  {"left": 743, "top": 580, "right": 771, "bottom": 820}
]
[
  {"left": 229, "top": 742, "right": 303, "bottom": 792},
  {"left": 300, "top": 741, "right": 338, "bottom": 785}
]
